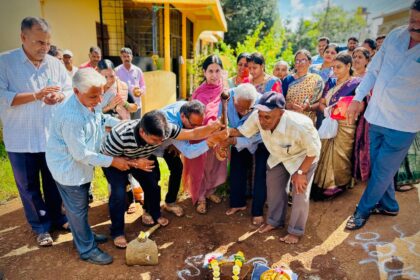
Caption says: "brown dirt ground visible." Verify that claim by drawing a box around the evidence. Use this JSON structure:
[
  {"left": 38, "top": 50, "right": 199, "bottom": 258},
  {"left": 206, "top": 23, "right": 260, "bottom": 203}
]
[{"left": 0, "top": 183, "right": 419, "bottom": 280}]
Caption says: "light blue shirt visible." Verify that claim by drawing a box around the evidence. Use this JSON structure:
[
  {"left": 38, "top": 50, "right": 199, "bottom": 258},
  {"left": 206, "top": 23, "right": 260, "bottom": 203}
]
[
  {"left": 354, "top": 26, "right": 420, "bottom": 133},
  {"left": 46, "top": 94, "right": 120, "bottom": 186},
  {"left": 0, "top": 48, "right": 72, "bottom": 152},
  {"left": 219, "top": 89, "right": 262, "bottom": 153},
  {"left": 153, "top": 101, "right": 209, "bottom": 158},
  {"left": 312, "top": 54, "right": 324, "bottom": 65}
]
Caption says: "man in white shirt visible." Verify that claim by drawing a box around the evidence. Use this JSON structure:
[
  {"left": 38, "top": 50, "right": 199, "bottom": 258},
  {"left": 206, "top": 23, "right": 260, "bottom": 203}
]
[
  {"left": 63, "top": 49, "right": 78, "bottom": 78},
  {"left": 230, "top": 92, "right": 321, "bottom": 244},
  {"left": 115, "top": 47, "right": 146, "bottom": 119},
  {"left": 346, "top": 0, "right": 420, "bottom": 230},
  {"left": 0, "top": 17, "right": 71, "bottom": 246}
]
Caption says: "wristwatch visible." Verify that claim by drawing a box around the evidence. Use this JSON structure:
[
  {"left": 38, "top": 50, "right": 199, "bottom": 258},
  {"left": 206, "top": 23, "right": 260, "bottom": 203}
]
[{"left": 296, "top": 169, "right": 307, "bottom": 175}]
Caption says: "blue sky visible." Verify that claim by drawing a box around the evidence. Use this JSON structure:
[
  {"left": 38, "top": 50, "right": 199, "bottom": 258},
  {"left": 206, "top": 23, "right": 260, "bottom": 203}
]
[{"left": 278, "top": 0, "right": 413, "bottom": 33}]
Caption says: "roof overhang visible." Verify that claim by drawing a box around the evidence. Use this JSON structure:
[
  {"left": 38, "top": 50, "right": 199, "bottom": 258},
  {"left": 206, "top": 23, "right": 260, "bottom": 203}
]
[{"left": 133, "top": 0, "right": 227, "bottom": 32}]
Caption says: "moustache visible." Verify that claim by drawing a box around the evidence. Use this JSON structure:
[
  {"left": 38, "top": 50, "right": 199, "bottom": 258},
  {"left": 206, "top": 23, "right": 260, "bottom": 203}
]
[{"left": 409, "top": 28, "right": 420, "bottom": 33}]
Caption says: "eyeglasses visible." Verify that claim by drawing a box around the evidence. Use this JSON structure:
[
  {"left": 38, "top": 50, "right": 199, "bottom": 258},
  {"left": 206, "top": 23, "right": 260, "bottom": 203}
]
[
  {"left": 295, "top": 59, "right": 308, "bottom": 64},
  {"left": 185, "top": 116, "right": 202, "bottom": 128}
]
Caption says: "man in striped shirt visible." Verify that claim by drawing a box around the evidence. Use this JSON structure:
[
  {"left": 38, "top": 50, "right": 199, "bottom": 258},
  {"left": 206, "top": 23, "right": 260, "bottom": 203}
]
[{"left": 101, "top": 110, "right": 226, "bottom": 248}]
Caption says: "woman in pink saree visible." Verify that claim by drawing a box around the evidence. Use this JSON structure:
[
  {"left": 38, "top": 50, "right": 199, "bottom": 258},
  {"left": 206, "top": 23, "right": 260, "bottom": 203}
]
[{"left": 183, "top": 55, "right": 228, "bottom": 214}]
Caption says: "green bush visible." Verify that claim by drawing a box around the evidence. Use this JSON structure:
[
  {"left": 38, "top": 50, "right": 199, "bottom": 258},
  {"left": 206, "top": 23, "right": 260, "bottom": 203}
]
[{"left": 187, "top": 21, "right": 294, "bottom": 92}]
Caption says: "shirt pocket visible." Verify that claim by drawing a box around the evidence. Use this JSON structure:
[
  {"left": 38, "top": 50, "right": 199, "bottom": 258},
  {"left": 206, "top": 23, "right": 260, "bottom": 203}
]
[{"left": 396, "top": 57, "right": 420, "bottom": 87}]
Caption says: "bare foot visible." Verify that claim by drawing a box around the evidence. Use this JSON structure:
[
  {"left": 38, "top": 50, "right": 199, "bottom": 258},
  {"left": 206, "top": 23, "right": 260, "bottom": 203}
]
[
  {"left": 225, "top": 206, "right": 246, "bottom": 216},
  {"left": 113, "top": 235, "right": 127, "bottom": 249},
  {"left": 258, "top": 224, "right": 276, "bottom": 233},
  {"left": 207, "top": 194, "right": 222, "bottom": 204},
  {"left": 196, "top": 200, "right": 207, "bottom": 214},
  {"left": 279, "top": 233, "right": 300, "bottom": 244},
  {"left": 156, "top": 217, "right": 169, "bottom": 227},
  {"left": 252, "top": 216, "right": 264, "bottom": 226},
  {"left": 163, "top": 203, "right": 184, "bottom": 217}
]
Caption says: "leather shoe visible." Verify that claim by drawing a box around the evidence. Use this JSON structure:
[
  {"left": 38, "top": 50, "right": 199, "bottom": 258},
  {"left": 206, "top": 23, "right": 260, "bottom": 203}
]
[
  {"left": 93, "top": 233, "right": 108, "bottom": 244},
  {"left": 80, "top": 248, "right": 113, "bottom": 265}
]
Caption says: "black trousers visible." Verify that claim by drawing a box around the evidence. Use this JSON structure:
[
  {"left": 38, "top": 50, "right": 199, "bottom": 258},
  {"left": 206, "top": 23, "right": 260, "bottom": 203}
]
[
  {"left": 103, "top": 155, "right": 161, "bottom": 238},
  {"left": 159, "top": 149, "right": 183, "bottom": 204}
]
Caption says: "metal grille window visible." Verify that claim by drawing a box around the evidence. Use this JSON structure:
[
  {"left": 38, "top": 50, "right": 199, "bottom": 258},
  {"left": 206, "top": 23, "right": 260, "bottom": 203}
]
[
  {"left": 170, "top": 6, "right": 182, "bottom": 58},
  {"left": 186, "top": 18, "right": 194, "bottom": 59},
  {"left": 99, "top": 0, "right": 163, "bottom": 57}
]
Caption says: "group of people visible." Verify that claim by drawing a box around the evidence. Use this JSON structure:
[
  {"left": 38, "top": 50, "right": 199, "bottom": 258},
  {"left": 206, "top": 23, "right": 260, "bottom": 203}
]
[{"left": 0, "top": 1, "right": 419, "bottom": 266}]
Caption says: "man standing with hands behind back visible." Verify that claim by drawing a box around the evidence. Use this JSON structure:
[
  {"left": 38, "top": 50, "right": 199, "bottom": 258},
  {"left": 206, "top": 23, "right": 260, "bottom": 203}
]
[{"left": 0, "top": 17, "right": 71, "bottom": 246}]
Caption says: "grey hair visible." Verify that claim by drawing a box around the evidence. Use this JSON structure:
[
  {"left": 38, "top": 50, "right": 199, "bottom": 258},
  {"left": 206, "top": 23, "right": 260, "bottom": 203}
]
[
  {"left": 180, "top": 100, "right": 205, "bottom": 118},
  {"left": 73, "top": 68, "right": 106, "bottom": 93},
  {"left": 274, "top": 60, "right": 289, "bottom": 70},
  {"left": 234, "top": 83, "right": 258, "bottom": 105},
  {"left": 120, "top": 47, "right": 133, "bottom": 55},
  {"left": 21, "top": 17, "right": 50, "bottom": 32}
]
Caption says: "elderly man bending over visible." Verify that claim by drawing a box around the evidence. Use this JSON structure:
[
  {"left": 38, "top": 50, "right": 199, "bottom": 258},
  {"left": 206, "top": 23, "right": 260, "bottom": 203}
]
[
  {"left": 46, "top": 68, "right": 131, "bottom": 265},
  {"left": 229, "top": 92, "right": 321, "bottom": 244}
]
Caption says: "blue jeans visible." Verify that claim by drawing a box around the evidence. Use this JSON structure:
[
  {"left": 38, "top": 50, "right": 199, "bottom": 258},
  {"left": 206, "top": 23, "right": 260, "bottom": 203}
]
[
  {"left": 56, "top": 182, "right": 96, "bottom": 256},
  {"left": 356, "top": 124, "right": 416, "bottom": 217},
  {"left": 8, "top": 152, "right": 67, "bottom": 234}
]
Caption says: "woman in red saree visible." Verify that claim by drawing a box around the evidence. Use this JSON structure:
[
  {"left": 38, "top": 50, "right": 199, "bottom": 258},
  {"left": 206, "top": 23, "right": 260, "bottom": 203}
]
[{"left": 183, "top": 55, "right": 228, "bottom": 214}]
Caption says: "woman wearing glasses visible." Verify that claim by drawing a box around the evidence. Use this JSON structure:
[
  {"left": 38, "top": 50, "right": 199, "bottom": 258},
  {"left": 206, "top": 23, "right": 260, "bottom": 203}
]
[{"left": 282, "top": 49, "right": 324, "bottom": 125}]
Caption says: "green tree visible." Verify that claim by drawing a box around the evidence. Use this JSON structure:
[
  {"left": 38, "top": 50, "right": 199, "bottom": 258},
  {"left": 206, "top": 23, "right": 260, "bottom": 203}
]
[
  {"left": 221, "top": 0, "right": 279, "bottom": 48},
  {"left": 285, "top": 5, "right": 366, "bottom": 55},
  {"left": 314, "top": 6, "right": 366, "bottom": 43}
]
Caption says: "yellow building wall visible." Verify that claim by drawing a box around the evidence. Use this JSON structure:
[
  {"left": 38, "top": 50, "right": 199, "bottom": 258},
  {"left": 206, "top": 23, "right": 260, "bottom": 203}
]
[
  {"left": 0, "top": 0, "right": 41, "bottom": 52},
  {"left": 141, "top": 71, "right": 177, "bottom": 113},
  {"left": 42, "top": 0, "right": 99, "bottom": 66}
]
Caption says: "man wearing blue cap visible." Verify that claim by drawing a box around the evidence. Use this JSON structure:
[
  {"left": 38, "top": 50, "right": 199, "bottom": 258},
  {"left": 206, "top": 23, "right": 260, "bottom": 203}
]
[{"left": 229, "top": 91, "right": 321, "bottom": 244}]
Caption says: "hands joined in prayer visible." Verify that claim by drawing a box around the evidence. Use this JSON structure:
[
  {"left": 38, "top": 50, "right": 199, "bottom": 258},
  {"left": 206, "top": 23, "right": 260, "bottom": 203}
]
[
  {"left": 37, "top": 86, "right": 64, "bottom": 105},
  {"left": 108, "top": 95, "right": 125, "bottom": 108}
]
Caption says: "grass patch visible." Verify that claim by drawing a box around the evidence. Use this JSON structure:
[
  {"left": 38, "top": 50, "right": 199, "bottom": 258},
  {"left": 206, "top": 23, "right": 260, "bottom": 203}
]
[
  {"left": 1, "top": 136, "right": 176, "bottom": 204},
  {"left": 0, "top": 156, "right": 18, "bottom": 203},
  {"left": 77, "top": 158, "right": 171, "bottom": 202}
]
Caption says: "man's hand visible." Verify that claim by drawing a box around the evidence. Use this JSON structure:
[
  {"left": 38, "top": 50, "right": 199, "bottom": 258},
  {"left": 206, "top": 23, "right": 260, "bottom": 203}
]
[
  {"left": 346, "top": 100, "right": 364, "bottom": 125},
  {"left": 207, "top": 119, "right": 225, "bottom": 132},
  {"left": 128, "top": 158, "right": 155, "bottom": 172},
  {"left": 133, "top": 87, "right": 144, "bottom": 97},
  {"left": 291, "top": 173, "right": 308, "bottom": 194},
  {"left": 36, "top": 86, "right": 60, "bottom": 100},
  {"left": 43, "top": 92, "right": 65, "bottom": 105},
  {"left": 206, "top": 129, "right": 229, "bottom": 148},
  {"left": 111, "top": 157, "right": 131, "bottom": 171}
]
